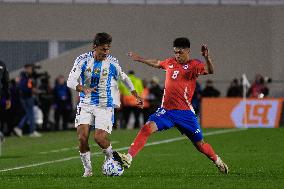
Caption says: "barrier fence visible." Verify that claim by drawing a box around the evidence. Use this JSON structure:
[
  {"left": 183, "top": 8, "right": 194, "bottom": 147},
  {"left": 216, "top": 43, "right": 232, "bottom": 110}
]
[{"left": 201, "top": 98, "right": 283, "bottom": 128}]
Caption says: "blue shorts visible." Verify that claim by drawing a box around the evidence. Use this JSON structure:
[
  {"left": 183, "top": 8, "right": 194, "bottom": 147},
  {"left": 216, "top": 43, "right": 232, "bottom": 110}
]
[{"left": 148, "top": 108, "right": 203, "bottom": 143}]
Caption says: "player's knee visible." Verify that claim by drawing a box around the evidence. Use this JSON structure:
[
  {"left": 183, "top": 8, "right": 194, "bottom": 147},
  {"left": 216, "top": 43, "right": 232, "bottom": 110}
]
[
  {"left": 143, "top": 122, "right": 157, "bottom": 134},
  {"left": 94, "top": 132, "right": 106, "bottom": 144}
]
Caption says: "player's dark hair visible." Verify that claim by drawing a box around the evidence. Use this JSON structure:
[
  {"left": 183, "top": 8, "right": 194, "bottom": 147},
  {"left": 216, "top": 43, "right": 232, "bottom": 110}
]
[
  {"left": 173, "top": 37, "right": 191, "bottom": 48},
  {"left": 93, "top": 32, "right": 112, "bottom": 46}
]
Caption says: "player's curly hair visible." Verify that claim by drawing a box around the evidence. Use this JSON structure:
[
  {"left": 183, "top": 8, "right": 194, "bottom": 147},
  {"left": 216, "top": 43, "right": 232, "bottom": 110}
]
[
  {"left": 173, "top": 37, "right": 190, "bottom": 48},
  {"left": 93, "top": 32, "right": 112, "bottom": 46}
]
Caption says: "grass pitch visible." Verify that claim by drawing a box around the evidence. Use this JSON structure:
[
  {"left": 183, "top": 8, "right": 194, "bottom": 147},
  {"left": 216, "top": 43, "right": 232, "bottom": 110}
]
[{"left": 0, "top": 128, "right": 283, "bottom": 189}]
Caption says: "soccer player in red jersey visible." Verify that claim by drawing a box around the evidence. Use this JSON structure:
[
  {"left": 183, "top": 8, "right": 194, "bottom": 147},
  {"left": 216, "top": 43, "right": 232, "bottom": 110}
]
[{"left": 113, "top": 37, "right": 229, "bottom": 174}]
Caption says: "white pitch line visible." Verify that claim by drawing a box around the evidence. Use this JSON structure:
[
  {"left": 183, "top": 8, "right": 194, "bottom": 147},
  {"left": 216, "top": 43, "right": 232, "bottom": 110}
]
[
  {"left": 0, "top": 128, "right": 246, "bottom": 173},
  {"left": 39, "top": 141, "right": 119, "bottom": 154}
]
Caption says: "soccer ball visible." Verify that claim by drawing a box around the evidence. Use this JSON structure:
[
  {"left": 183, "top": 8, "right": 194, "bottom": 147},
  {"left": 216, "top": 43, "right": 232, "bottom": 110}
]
[{"left": 102, "top": 157, "right": 124, "bottom": 176}]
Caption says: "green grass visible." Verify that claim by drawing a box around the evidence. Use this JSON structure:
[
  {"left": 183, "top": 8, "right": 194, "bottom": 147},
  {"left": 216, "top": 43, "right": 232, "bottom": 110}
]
[{"left": 0, "top": 128, "right": 284, "bottom": 189}]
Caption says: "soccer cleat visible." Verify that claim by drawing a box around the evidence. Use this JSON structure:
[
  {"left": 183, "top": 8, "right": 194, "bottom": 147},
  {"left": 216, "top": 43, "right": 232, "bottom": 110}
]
[
  {"left": 82, "top": 169, "right": 93, "bottom": 177},
  {"left": 112, "top": 151, "right": 132, "bottom": 169},
  {"left": 214, "top": 155, "right": 229, "bottom": 174}
]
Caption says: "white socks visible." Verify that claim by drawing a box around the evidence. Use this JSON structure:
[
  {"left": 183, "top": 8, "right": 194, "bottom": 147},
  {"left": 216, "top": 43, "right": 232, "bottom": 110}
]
[
  {"left": 102, "top": 145, "right": 113, "bottom": 159},
  {"left": 80, "top": 146, "right": 113, "bottom": 173},
  {"left": 80, "top": 151, "right": 92, "bottom": 172}
]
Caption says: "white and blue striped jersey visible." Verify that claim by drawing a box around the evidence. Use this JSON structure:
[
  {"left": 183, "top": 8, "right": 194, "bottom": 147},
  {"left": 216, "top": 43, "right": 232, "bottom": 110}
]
[{"left": 67, "top": 51, "right": 134, "bottom": 108}]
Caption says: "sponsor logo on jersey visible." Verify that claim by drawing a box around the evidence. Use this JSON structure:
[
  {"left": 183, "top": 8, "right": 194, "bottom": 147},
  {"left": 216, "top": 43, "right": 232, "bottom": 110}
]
[
  {"left": 94, "top": 68, "right": 101, "bottom": 74},
  {"left": 102, "top": 68, "right": 108, "bottom": 76},
  {"left": 86, "top": 67, "right": 92, "bottom": 73}
]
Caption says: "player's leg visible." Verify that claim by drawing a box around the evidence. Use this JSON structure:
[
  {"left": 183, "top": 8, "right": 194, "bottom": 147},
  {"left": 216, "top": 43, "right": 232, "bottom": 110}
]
[
  {"left": 194, "top": 139, "right": 228, "bottom": 174},
  {"left": 113, "top": 108, "right": 174, "bottom": 168},
  {"left": 93, "top": 107, "right": 115, "bottom": 160},
  {"left": 94, "top": 128, "right": 113, "bottom": 159},
  {"left": 75, "top": 104, "right": 93, "bottom": 177},
  {"left": 77, "top": 124, "right": 92, "bottom": 177},
  {"left": 112, "top": 121, "right": 157, "bottom": 168},
  {"left": 175, "top": 109, "right": 229, "bottom": 174}
]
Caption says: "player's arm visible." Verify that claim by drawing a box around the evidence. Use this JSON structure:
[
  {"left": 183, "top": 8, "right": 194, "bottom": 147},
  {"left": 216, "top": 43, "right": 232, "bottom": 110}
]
[
  {"left": 127, "top": 52, "right": 162, "bottom": 69},
  {"left": 201, "top": 45, "right": 214, "bottom": 74},
  {"left": 119, "top": 70, "right": 143, "bottom": 108},
  {"left": 67, "top": 59, "right": 95, "bottom": 95}
]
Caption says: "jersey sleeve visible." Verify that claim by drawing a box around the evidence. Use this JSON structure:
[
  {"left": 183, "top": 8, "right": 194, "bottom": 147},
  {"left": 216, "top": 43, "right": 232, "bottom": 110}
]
[
  {"left": 120, "top": 72, "right": 135, "bottom": 92},
  {"left": 158, "top": 58, "right": 170, "bottom": 70},
  {"left": 193, "top": 60, "right": 207, "bottom": 77},
  {"left": 67, "top": 57, "right": 83, "bottom": 90},
  {"left": 115, "top": 62, "right": 135, "bottom": 92}
]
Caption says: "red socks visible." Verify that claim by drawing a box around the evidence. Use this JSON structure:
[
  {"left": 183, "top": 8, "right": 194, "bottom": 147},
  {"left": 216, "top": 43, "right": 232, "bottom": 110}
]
[
  {"left": 128, "top": 124, "right": 152, "bottom": 157},
  {"left": 127, "top": 123, "right": 217, "bottom": 163},
  {"left": 197, "top": 143, "right": 218, "bottom": 162}
]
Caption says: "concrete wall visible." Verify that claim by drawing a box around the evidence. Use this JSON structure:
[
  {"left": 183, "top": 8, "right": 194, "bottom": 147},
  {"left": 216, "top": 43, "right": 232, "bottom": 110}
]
[{"left": 2, "top": 4, "right": 283, "bottom": 96}]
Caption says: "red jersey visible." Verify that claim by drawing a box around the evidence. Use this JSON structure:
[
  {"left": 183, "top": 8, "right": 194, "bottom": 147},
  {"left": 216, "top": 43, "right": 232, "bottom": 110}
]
[{"left": 159, "top": 57, "right": 207, "bottom": 110}]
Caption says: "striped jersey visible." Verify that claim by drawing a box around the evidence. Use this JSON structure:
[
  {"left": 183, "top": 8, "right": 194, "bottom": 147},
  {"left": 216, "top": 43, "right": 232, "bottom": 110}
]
[{"left": 68, "top": 51, "right": 126, "bottom": 107}]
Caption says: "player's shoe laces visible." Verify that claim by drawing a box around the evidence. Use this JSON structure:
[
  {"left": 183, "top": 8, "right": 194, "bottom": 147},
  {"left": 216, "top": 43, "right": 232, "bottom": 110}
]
[
  {"left": 112, "top": 151, "right": 132, "bottom": 169},
  {"left": 82, "top": 169, "right": 93, "bottom": 177},
  {"left": 214, "top": 156, "right": 229, "bottom": 174}
]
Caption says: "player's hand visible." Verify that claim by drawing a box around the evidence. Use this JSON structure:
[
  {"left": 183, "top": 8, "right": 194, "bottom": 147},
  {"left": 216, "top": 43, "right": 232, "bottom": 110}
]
[
  {"left": 201, "top": 44, "right": 209, "bottom": 59},
  {"left": 127, "top": 52, "right": 144, "bottom": 62},
  {"left": 136, "top": 96, "right": 144, "bottom": 109},
  {"left": 130, "top": 90, "right": 143, "bottom": 108},
  {"left": 82, "top": 86, "right": 96, "bottom": 95}
]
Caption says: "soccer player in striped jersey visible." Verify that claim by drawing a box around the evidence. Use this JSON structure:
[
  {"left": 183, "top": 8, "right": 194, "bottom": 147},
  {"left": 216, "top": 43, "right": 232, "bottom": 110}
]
[
  {"left": 67, "top": 33, "right": 143, "bottom": 177},
  {"left": 113, "top": 37, "right": 229, "bottom": 174}
]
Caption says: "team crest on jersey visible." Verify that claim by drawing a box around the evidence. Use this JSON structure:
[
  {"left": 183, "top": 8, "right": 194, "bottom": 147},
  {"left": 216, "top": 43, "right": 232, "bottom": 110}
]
[
  {"left": 86, "top": 67, "right": 92, "bottom": 73},
  {"left": 94, "top": 68, "right": 101, "bottom": 74},
  {"left": 169, "top": 65, "right": 174, "bottom": 69},
  {"left": 183, "top": 65, "right": 189, "bottom": 70},
  {"left": 102, "top": 68, "right": 108, "bottom": 76}
]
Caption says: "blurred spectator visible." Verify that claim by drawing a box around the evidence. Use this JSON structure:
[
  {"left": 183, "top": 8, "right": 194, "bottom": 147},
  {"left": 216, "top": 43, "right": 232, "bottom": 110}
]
[
  {"left": 1, "top": 79, "right": 24, "bottom": 136},
  {"left": 192, "top": 81, "right": 202, "bottom": 115},
  {"left": 53, "top": 75, "right": 72, "bottom": 131},
  {"left": 119, "top": 70, "right": 143, "bottom": 129},
  {"left": 247, "top": 74, "right": 269, "bottom": 98},
  {"left": 142, "top": 79, "right": 151, "bottom": 124},
  {"left": 148, "top": 76, "right": 163, "bottom": 114},
  {"left": 226, "top": 78, "right": 242, "bottom": 97},
  {"left": 14, "top": 64, "right": 42, "bottom": 137},
  {"left": 202, "top": 80, "right": 220, "bottom": 97},
  {"left": 0, "top": 60, "right": 11, "bottom": 139},
  {"left": 38, "top": 77, "right": 53, "bottom": 131}
]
